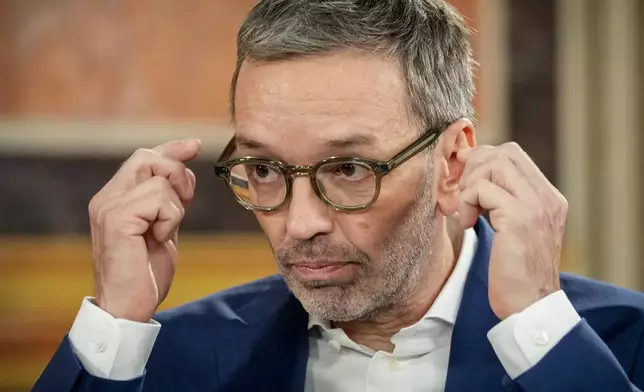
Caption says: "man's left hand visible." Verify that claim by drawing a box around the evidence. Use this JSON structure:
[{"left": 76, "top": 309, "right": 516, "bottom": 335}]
[{"left": 456, "top": 142, "right": 568, "bottom": 320}]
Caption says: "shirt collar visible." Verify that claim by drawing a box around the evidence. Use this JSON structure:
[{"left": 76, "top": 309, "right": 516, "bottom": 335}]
[{"left": 307, "top": 228, "right": 478, "bottom": 330}]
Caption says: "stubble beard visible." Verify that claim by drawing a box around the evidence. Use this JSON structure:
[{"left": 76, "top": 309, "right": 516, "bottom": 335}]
[{"left": 276, "top": 174, "right": 437, "bottom": 323}]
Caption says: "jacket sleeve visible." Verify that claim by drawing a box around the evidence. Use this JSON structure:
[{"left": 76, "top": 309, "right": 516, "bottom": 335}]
[
  {"left": 502, "top": 319, "right": 643, "bottom": 392},
  {"left": 32, "top": 336, "right": 145, "bottom": 392}
]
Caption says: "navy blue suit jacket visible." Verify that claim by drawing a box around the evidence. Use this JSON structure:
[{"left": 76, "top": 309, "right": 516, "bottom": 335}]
[{"left": 34, "top": 219, "right": 644, "bottom": 391}]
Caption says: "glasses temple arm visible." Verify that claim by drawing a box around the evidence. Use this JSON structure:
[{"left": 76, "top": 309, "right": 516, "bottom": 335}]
[
  {"left": 385, "top": 130, "right": 442, "bottom": 170},
  {"left": 217, "top": 136, "right": 237, "bottom": 162}
]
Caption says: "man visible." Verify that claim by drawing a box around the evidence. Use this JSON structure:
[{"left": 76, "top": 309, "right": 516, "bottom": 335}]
[{"left": 34, "top": 0, "right": 644, "bottom": 391}]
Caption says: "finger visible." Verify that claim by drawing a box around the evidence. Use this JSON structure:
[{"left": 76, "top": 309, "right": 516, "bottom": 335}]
[
  {"left": 460, "top": 155, "right": 535, "bottom": 199},
  {"left": 108, "top": 176, "right": 186, "bottom": 243},
  {"left": 459, "top": 178, "right": 516, "bottom": 228},
  {"left": 137, "top": 154, "right": 193, "bottom": 202},
  {"left": 184, "top": 168, "right": 197, "bottom": 208},
  {"left": 145, "top": 230, "right": 178, "bottom": 302},
  {"left": 458, "top": 143, "right": 550, "bottom": 197},
  {"left": 498, "top": 142, "right": 550, "bottom": 187},
  {"left": 102, "top": 191, "right": 183, "bottom": 245},
  {"left": 136, "top": 192, "right": 184, "bottom": 243},
  {"left": 136, "top": 176, "right": 185, "bottom": 243},
  {"left": 116, "top": 150, "right": 193, "bottom": 201},
  {"left": 457, "top": 145, "right": 497, "bottom": 183},
  {"left": 152, "top": 139, "right": 202, "bottom": 162},
  {"left": 458, "top": 198, "right": 484, "bottom": 229}
]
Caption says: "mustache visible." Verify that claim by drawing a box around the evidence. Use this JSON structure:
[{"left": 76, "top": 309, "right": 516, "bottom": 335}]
[{"left": 275, "top": 238, "right": 369, "bottom": 265}]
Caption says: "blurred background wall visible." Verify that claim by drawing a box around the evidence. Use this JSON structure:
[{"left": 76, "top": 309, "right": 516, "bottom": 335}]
[{"left": 0, "top": 0, "right": 642, "bottom": 390}]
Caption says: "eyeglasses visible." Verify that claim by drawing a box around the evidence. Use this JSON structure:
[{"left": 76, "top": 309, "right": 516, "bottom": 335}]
[{"left": 214, "top": 125, "right": 446, "bottom": 212}]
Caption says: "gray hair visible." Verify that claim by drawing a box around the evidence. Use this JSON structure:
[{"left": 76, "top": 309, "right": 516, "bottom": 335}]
[{"left": 230, "top": 0, "right": 475, "bottom": 131}]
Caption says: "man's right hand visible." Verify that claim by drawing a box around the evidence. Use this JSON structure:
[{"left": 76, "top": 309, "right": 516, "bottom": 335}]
[{"left": 88, "top": 139, "right": 202, "bottom": 322}]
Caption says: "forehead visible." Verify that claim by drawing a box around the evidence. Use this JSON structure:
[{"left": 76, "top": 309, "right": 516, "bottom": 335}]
[{"left": 233, "top": 50, "right": 415, "bottom": 158}]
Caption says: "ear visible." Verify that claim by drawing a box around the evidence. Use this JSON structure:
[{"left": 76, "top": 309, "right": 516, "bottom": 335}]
[{"left": 434, "top": 119, "right": 476, "bottom": 216}]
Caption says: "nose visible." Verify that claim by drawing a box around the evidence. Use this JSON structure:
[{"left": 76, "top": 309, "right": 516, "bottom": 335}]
[{"left": 286, "top": 177, "right": 334, "bottom": 241}]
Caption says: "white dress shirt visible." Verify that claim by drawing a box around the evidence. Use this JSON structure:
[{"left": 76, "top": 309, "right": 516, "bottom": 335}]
[{"left": 69, "top": 228, "right": 581, "bottom": 387}]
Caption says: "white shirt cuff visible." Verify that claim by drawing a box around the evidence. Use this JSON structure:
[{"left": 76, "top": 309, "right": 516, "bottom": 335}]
[
  {"left": 68, "top": 297, "right": 161, "bottom": 381},
  {"left": 487, "top": 290, "right": 581, "bottom": 379}
]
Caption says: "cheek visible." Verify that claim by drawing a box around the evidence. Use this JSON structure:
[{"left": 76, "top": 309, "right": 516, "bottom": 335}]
[
  {"left": 336, "top": 207, "right": 402, "bottom": 258},
  {"left": 254, "top": 212, "right": 287, "bottom": 250},
  {"left": 339, "top": 177, "right": 423, "bottom": 257}
]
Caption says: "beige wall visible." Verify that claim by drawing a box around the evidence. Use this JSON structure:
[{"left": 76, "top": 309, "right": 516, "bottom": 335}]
[
  {"left": 1, "top": 0, "right": 256, "bottom": 121},
  {"left": 0, "top": 0, "right": 479, "bottom": 122},
  {"left": 556, "top": 0, "right": 643, "bottom": 289}
]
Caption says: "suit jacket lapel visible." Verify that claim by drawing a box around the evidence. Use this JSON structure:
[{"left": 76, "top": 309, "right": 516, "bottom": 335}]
[
  {"left": 445, "top": 218, "right": 507, "bottom": 392},
  {"left": 215, "top": 278, "right": 309, "bottom": 392},
  {"left": 216, "top": 218, "right": 505, "bottom": 392}
]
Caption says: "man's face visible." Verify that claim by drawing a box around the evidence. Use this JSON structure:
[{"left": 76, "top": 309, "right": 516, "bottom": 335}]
[{"left": 233, "top": 50, "right": 439, "bottom": 322}]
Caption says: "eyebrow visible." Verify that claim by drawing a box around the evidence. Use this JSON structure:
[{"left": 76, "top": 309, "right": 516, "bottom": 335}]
[
  {"left": 235, "top": 133, "right": 377, "bottom": 153},
  {"left": 235, "top": 135, "right": 264, "bottom": 151},
  {"left": 324, "top": 134, "right": 376, "bottom": 149}
]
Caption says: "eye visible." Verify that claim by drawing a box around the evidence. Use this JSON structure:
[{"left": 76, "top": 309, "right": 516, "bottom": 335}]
[
  {"left": 255, "top": 165, "right": 270, "bottom": 178},
  {"left": 248, "top": 164, "right": 281, "bottom": 183},
  {"left": 330, "top": 162, "right": 371, "bottom": 181},
  {"left": 339, "top": 163, "right": 355, "bottom": 177}
]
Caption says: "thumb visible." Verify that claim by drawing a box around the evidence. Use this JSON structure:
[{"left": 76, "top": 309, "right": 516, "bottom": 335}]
[
  {"left": 458, "top": 199, "right": 481, "bottom": 229},
  {"left": 154, "top": 139, "right": 202, "bottom": 162}
]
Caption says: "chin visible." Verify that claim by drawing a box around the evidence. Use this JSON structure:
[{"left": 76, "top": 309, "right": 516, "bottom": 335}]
[{"left": 288, "top": 281, "right": 373, "bottom": 322}]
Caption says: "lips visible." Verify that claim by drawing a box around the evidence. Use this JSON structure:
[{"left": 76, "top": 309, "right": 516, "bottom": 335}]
[
  {"left": 293, "top": 261, "right": 348, "bottom": 269},
  {"left": 291, "top": 261, "right": 355, "bottom": 282}
]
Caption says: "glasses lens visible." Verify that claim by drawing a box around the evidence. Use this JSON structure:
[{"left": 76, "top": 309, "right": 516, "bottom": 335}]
[
  {"left": 229, "top": 162, "right": 287, "bottom": 209},
  {"left": 316, "top": 161, "right": 377, "bottom": 208}
]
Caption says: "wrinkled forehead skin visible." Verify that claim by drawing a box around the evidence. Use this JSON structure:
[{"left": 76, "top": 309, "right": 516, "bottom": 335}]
[{"left": 232, "top": 49, "right": 421, "bottom": 164}]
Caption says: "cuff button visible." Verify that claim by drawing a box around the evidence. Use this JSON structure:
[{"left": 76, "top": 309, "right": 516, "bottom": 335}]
[
  {"left": 92, "top": 339, "right": 108, "bottom": 353},
  {"left": 327, "top": 340, "right": 341, "bottom": 352},
  {"left": 533, "top": 331, "right": 550, "bottom": 346}
]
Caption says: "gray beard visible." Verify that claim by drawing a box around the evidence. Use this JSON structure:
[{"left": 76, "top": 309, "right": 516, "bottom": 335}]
[{"left": 276, "top": 172, "right": 437, "bottom": 323}]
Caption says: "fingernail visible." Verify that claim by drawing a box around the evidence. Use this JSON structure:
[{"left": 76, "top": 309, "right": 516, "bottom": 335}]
[
  {"left": 186, "top": 138, "right": 202, "bottom": 150},
  {"left": 176, "top": 139, "right": 197, "bottom": 144},
  {"left": 185, "top": 168, "right": 195, "bottom": 198}
]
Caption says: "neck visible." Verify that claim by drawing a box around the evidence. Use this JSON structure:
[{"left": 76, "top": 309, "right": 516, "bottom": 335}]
[{"left": 335, "top": 215, "right": 465, "bottom": 352}]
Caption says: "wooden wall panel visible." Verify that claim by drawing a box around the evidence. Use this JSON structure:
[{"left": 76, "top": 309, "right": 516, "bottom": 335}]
[{"left": 509, "top": 0, "right": 557, "bottom": 184}]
